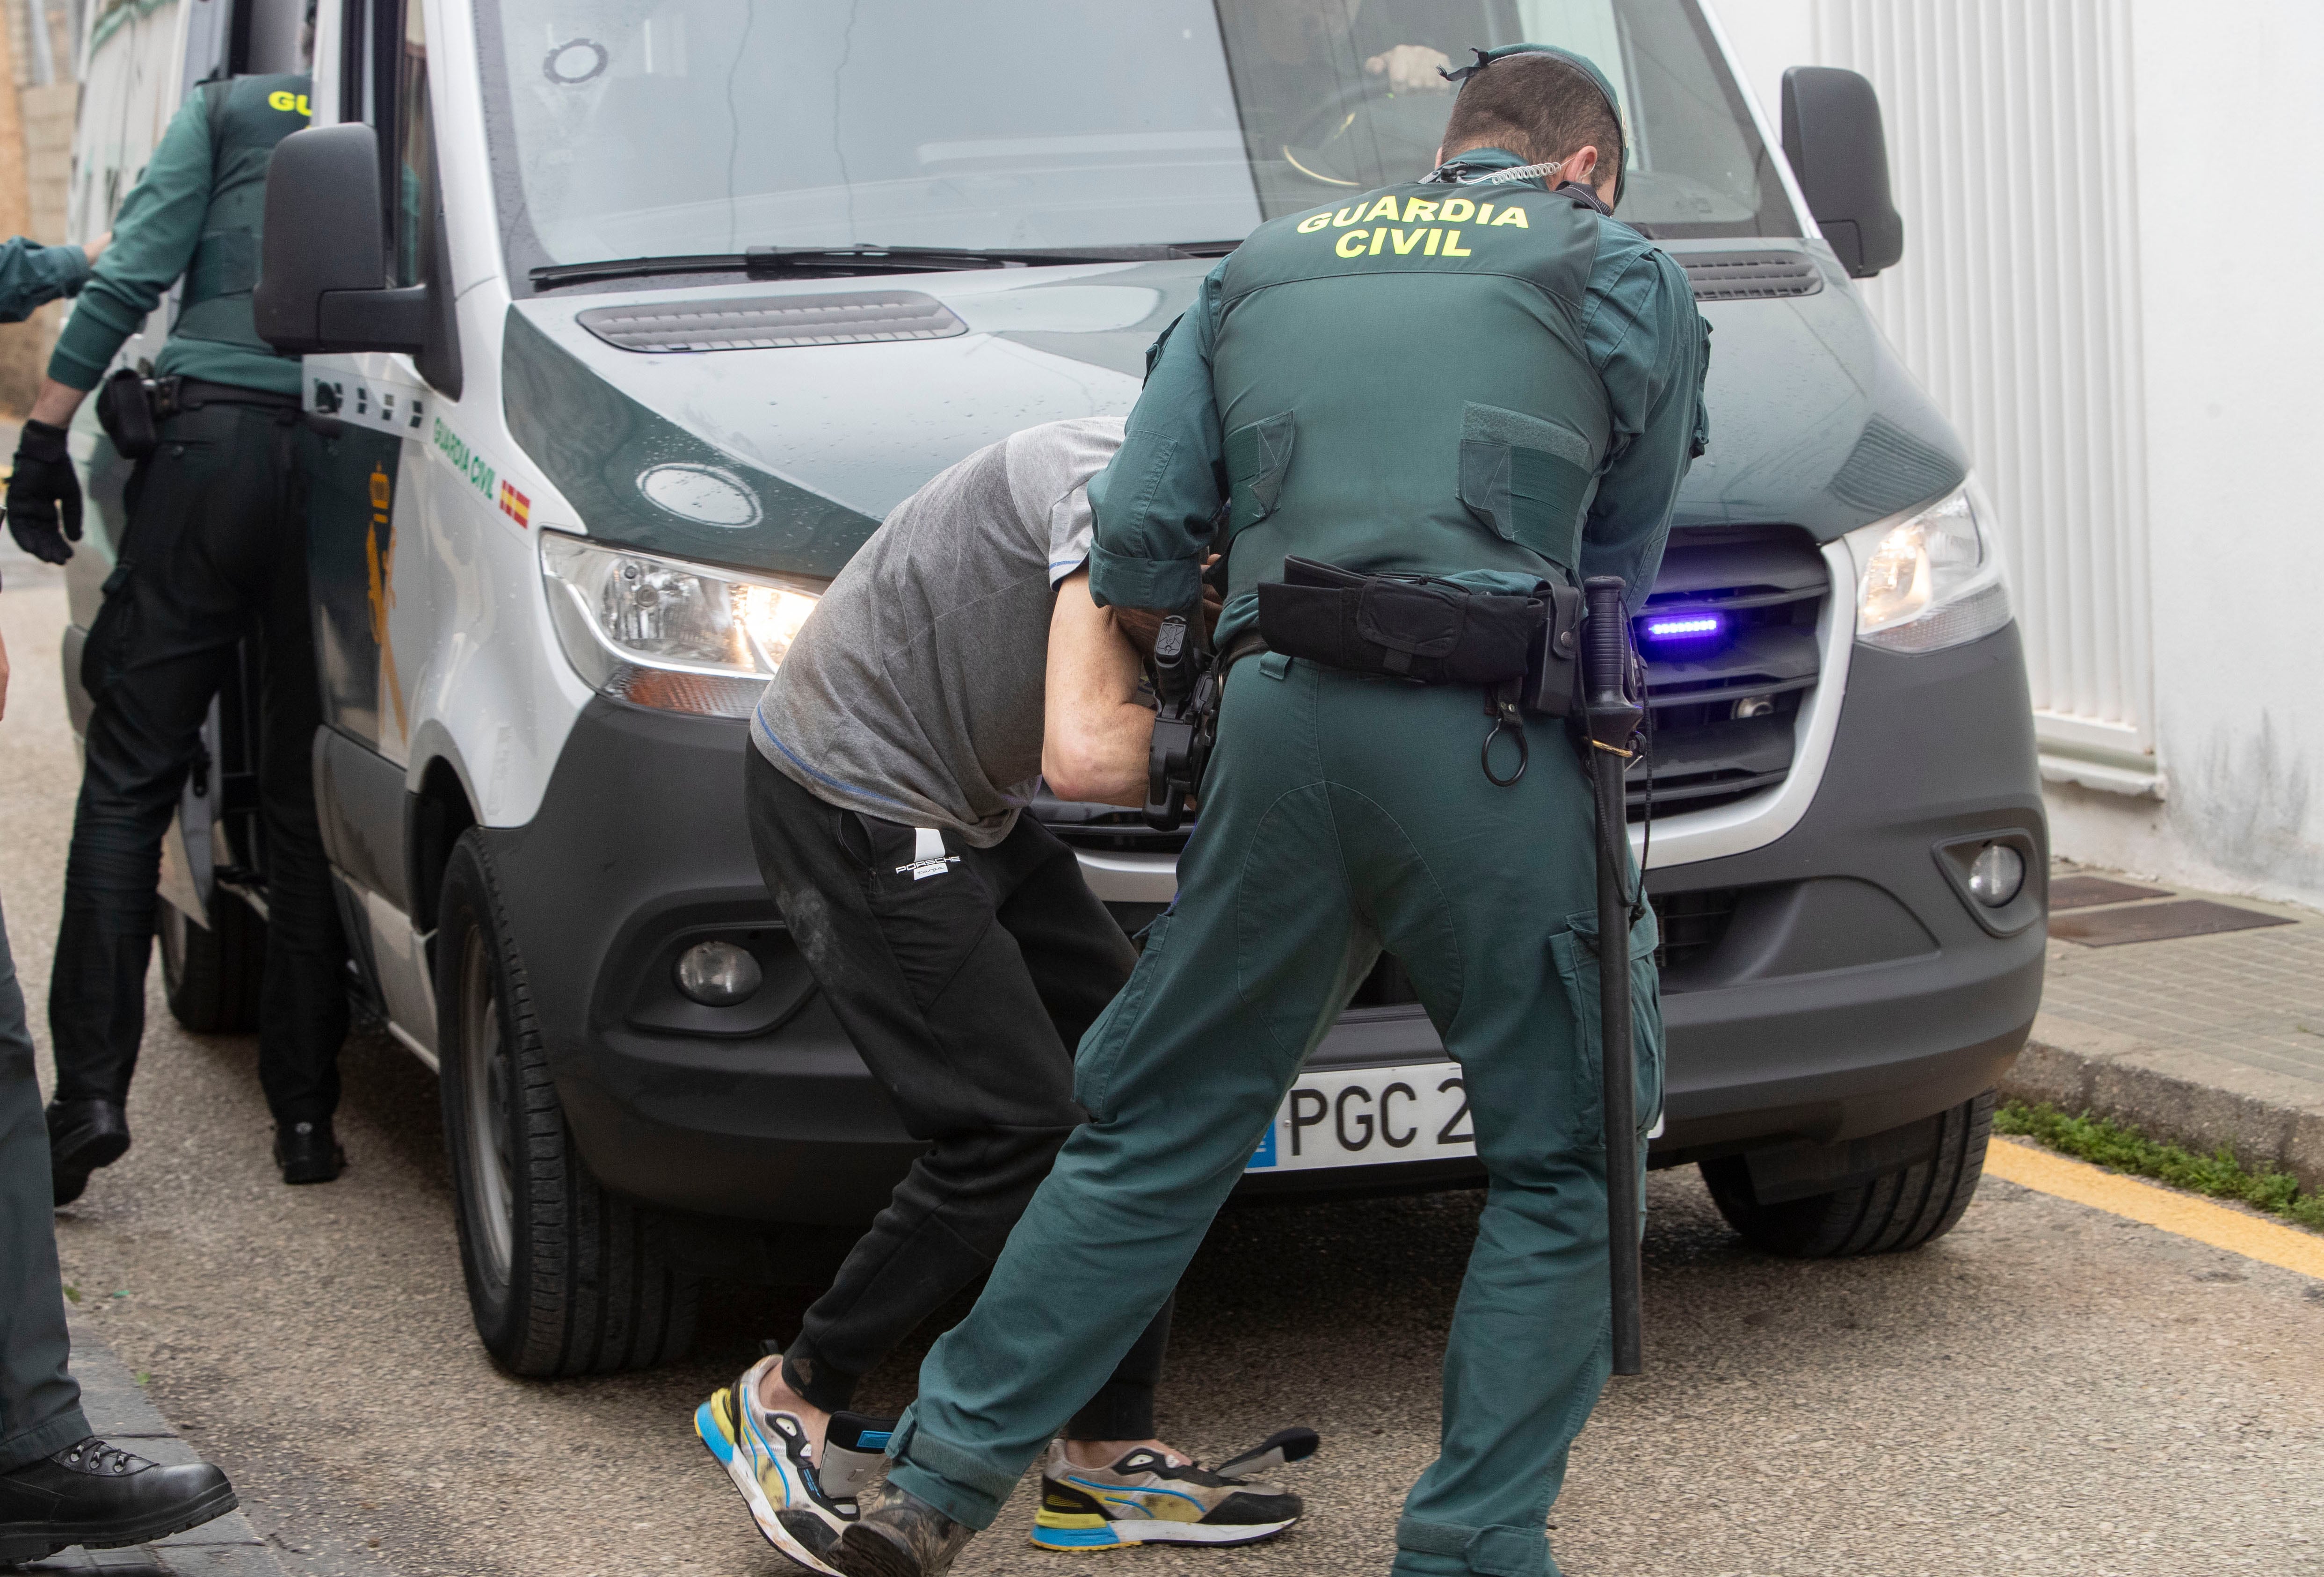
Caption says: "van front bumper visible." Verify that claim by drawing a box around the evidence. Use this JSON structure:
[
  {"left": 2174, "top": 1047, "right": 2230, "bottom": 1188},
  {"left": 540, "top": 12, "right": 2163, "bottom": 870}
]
[{"left": 491, "top": 623, "right": 2042, "bottom": 1228}]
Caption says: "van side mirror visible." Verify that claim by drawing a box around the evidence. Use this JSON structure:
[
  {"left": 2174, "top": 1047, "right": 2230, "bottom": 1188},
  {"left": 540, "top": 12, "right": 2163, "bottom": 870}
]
[
  {"left": 254, "top": 123, "right": 427, "bottom": 355},
  {"left": 1780, "top": 66, "right": 1904, "bottom": 278}
]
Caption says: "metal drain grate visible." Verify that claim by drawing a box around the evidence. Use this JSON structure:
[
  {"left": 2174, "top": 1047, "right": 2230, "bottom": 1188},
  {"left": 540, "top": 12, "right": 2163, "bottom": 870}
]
[
  {"left": 577, "top": 290, "right": 968, "bottom": 352},
  {"left": 1680, "top": 252, "right": 1823, "bottom": 302},
  {"left": 2050, "top": 899, "right": 2293, "bottom": 948},
  {"left": 2049, "top": 875, "right": 2172, "bottom": 910}
]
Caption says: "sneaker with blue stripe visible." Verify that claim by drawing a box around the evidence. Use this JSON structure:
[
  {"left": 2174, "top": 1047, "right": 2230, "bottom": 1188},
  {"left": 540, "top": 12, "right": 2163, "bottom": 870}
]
[
  {"left": 1032, "top": 1437, "right": 1307, "bottom": 1550},
  {"left": 694, "top": 1356, "right": 856, "bottom": 1573}
]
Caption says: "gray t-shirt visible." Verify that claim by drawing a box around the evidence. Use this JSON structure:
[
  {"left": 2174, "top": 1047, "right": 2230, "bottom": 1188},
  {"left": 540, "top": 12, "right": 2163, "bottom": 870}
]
[{"left": 751, "top": 417, "right": 1127, "bottom": 846}]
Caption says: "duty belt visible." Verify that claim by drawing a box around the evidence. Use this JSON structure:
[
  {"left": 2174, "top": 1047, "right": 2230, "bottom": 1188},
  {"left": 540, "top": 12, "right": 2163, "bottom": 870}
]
[
  {"left": 1256, "top": 556, "right": 1587, "bottom": 785},
  {"left": 166, "top": 376, "right": 303, "bottom": 412},
  {"left": 97, "top": 368, "right": 304, "bottom": 460}
]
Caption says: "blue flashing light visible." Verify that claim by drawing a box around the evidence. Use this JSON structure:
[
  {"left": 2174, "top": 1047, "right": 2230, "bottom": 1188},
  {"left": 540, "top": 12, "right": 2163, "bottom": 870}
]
[{"left": 1643, "top": 613, "right": 1723, "bottom": 641}]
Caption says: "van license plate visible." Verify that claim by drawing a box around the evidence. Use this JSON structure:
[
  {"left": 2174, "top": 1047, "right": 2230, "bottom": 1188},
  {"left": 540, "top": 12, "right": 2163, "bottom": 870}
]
[{"left": 1245, "top": 1062, "right": 1474, "bottom": 1172}]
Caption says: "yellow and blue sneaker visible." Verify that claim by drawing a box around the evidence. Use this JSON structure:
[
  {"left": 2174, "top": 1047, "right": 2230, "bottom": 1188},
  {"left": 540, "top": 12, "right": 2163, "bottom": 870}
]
[
  {"left": 1031, "top": 1429, "right": 1315, "bottom": 1550},
  {"left": 694, "top": 1356, "right": 856, "bottom": 1573}
]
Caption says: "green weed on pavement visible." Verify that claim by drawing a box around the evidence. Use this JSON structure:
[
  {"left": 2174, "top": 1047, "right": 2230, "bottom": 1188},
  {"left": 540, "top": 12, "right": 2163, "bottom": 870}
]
[{"left": 1997, "top": 1100, "right": 2324, "bottom": 1233}]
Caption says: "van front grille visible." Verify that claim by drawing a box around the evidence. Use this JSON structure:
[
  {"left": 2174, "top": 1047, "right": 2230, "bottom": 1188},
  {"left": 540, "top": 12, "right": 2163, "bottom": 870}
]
[
  {"left": 1649, "top": 886, "right": 1741, "bottom": 974},
  {"left": 1322, "top": 886, "right": 1743, "bottom": 1011},
  {"left": 1629, "top": 525, "right": 1828, "bottom": 820}
]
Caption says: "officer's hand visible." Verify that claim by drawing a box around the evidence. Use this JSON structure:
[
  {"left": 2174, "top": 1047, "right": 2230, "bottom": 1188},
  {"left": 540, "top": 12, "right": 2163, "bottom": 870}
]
[
  {"left": 1365, "top": 44, "right": 1452, "bottom": 93},
  {"left": 6, "top": 419, "right": 82, "bottom": 564},
  {"left": 84, "top": 231, "right": 112, "bottom": 265}
]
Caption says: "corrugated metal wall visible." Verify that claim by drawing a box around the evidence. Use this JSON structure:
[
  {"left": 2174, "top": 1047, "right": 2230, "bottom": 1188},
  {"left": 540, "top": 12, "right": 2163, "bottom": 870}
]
[{"left": 1812, "top": 0, "right": 2157, "bottom": 790}]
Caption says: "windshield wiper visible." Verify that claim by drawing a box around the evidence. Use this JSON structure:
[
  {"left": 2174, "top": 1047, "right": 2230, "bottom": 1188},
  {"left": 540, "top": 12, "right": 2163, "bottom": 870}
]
[{"left": 530, "top": 242, "right": 1242, "bottom": 291}]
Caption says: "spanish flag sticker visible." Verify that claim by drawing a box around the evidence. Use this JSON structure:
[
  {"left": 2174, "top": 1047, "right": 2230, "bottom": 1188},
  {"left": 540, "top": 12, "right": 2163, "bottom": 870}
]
[{"left": 498, "top": 481, "right": 531, "bottom": 527}]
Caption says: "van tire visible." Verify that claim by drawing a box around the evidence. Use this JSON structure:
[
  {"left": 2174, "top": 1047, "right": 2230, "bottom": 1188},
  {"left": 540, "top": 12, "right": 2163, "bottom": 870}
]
[
  {"left": 1700, "top": 1089, "right": 1995, "bottom": 1258},
  {"left": 158, "top": 888, "right": 264, "bottom": 1034},
  {"left": 436, "top": 830, "right": 698, "bottom": 1375}
]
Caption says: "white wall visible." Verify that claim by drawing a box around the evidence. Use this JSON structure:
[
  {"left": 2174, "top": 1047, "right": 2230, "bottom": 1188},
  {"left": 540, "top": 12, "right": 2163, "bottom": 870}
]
[
  {"left": 1712, "top": 0, "right": 2324, "bottom": 907},
  {"left": 2121, "top": 0, "right": 2324, "bottom": 903}
]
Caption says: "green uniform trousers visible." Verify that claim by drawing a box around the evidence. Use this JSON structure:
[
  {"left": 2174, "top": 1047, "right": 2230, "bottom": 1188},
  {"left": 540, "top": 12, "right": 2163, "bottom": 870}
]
[
  {"left": 890, "top": 655, "right": 1661, "bottom": 1577},
  {"left": 2, "top": 895, "right": 92, "bottom": 1472}
]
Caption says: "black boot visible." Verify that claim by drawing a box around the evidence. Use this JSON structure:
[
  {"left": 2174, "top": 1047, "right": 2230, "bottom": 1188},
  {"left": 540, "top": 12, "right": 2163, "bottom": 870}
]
[
  {"left": 46, "top": 1100, "right": 130, "bottom": 1206},
  {"left": 273, "top": 1118, "right": 345, "bottom": 1185},
  {"left": 0, "top": 1437, "right": 236, "bottom": 1565},
  {"left": 827, "top": 1486, "right": 974, "bottom": 1577}
]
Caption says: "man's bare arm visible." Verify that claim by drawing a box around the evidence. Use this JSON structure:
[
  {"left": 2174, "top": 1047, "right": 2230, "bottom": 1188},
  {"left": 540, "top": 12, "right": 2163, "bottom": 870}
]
[{"left": 1043, "top": 570, "right": 1154, "bottom": 807}]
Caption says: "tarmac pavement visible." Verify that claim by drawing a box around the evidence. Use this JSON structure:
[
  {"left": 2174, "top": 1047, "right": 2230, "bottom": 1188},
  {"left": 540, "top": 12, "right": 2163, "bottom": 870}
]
[{"left": 5, "top": 566, "right": 2323, "bottom": 1577}]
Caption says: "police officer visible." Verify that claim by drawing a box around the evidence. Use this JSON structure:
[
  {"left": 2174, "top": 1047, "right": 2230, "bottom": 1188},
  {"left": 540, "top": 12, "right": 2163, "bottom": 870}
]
[
  {"left": 4, "top": 62, "right": 349, "bottom": 1198},
  {"left": 0, "top": 231, "right": 240, "bottom": 1563},
  {"left": 818, "top": 46, "right": 1711, "bottom": 1577}
]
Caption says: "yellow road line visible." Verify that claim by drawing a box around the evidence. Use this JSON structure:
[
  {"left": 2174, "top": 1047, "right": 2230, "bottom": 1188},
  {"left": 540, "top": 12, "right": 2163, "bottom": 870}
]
[{"left": 1985, "top": 1137, "right": 2324, "bottom": 1280}]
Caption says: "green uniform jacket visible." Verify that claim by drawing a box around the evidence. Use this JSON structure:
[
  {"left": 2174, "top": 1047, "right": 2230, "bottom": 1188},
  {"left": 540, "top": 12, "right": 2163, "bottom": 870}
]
[
  {"left": 0, "top": 236, "right": 88, "bottom": 323},
  {"left": 49, "top": 73, "right": 311, "bottom": 396},
  {"left": 1087, "top": 146, "right": 1710, "bottom": 638}
]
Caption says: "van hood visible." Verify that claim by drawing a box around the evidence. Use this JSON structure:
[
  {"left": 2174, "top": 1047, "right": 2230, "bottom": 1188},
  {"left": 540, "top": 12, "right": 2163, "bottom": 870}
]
[{"left": 503, "top": 241, "right": 1962, "bottom": 579}]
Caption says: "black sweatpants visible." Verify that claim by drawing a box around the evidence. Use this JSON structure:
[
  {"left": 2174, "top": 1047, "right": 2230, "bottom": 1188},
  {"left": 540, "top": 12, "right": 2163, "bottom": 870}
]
[
  {"left": 746, "top": 748, "right": 1171, "bottom": 1440},
  {"left": 49, "top": 397, "right": 347, "bottom": 1128}
]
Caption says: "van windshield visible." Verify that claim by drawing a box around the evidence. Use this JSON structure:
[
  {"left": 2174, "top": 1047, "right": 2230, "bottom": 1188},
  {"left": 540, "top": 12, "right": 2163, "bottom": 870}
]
[{"left": 478, "top": 0, "right": 1794, "bottom": 292}]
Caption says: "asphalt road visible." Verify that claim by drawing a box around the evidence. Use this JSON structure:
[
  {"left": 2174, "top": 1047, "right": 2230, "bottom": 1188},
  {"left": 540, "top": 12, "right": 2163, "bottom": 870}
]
[{"left": 5, "top": 571, "right": 2322, "bottom": 1577}]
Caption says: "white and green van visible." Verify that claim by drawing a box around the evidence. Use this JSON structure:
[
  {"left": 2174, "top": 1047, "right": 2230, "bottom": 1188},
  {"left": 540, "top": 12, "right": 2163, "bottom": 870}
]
[{"left": 64, "top": 0, "right": 2044, "bottom": 1373}]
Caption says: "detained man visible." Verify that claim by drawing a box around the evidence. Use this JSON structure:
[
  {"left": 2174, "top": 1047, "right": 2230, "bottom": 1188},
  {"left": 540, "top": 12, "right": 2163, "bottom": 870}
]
[{"left": 694, "top": 417, "right": 1309, "bottom": 1573}]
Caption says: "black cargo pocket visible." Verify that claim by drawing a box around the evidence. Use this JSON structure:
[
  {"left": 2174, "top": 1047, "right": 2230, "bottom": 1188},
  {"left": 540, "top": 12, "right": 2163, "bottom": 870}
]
[
  {"left": 1548, "top": 904, "right": 1664, "bottom": 1150},
  {"left": 80, "top": 560, "right": 139, "bottom": 704},
  {"left": 1223, "top": 411, "right": 1295, "bottom": 536},
  {"left": 1457, "top": 403, "right": 1594, "bottom": 574}
]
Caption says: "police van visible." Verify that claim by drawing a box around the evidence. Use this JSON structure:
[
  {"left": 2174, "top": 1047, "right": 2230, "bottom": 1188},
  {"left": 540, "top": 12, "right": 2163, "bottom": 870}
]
[{"left": 63, "top": 0, "right": 2044, "bottom": 1373}]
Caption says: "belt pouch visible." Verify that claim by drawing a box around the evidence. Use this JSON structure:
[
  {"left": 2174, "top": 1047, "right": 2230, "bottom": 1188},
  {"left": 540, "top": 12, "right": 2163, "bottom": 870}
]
[
  {"left": 1259, "top": 556, "right": 1544, "bottom": 685},
  {"left": 95, "top": 367, "right": 160, "bottom": 460},
  {"left": 1260, "top": 557, "right": 1462, "bottom": 679},
  {"left": 1521, "top": 582, "right": 1588, "bottom": 716}
]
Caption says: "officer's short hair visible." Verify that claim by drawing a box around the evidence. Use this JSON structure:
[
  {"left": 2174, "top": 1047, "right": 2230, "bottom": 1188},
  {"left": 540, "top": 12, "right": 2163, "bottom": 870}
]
[{"left": 1440, "top": 53, "right": 1624, "bottom": 182}]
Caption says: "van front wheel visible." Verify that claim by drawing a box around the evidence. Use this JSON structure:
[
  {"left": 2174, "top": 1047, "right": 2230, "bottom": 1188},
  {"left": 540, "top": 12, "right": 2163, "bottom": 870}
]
[
  {"left": 435, "top": 830, "right": 697, "bottom": 1374},
  {"left": 1700, "top": 1090, "right": 1996, "bottom": 1258}
]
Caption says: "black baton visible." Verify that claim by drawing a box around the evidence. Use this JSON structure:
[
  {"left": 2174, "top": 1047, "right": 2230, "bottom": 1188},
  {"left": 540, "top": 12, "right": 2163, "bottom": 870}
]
[{"left": 1581, "top": 575, "right": 1644, "bottom": 1376}]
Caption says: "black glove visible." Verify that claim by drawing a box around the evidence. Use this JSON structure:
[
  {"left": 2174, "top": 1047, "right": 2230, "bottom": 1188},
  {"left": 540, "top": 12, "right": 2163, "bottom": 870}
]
[{"left": 7, "top": 419, "right": 82, "bottom": 564}]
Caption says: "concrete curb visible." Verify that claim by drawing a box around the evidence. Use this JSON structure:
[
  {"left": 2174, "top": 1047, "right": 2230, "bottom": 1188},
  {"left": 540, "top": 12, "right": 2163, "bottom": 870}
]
[
  {"left": 17, "top": 1322, "right": 290, "bottom": 1576},
  {"left": 2001, "top": 1010, "right": 2324, "bottom": 1194}
]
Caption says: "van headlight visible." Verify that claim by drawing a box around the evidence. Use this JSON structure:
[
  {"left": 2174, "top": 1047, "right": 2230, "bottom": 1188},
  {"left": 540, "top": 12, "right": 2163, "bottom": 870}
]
[
  {"left": 1845, "top": 483, "right": 2013, "bottom": 654},
  {"left": 540, "top": 531, "right": 822, "bottom": 718}
]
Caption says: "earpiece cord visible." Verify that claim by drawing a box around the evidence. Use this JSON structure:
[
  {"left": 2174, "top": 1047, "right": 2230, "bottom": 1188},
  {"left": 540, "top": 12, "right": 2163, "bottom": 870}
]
[{"left": 1423, "top": 158, "right": 1567, "bottom": 187}]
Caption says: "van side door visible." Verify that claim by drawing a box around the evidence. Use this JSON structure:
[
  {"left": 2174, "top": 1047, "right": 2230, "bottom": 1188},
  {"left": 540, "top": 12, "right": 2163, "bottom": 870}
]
[{"left": 301, "top": 0, "right": 452, "bottom": 1047}]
